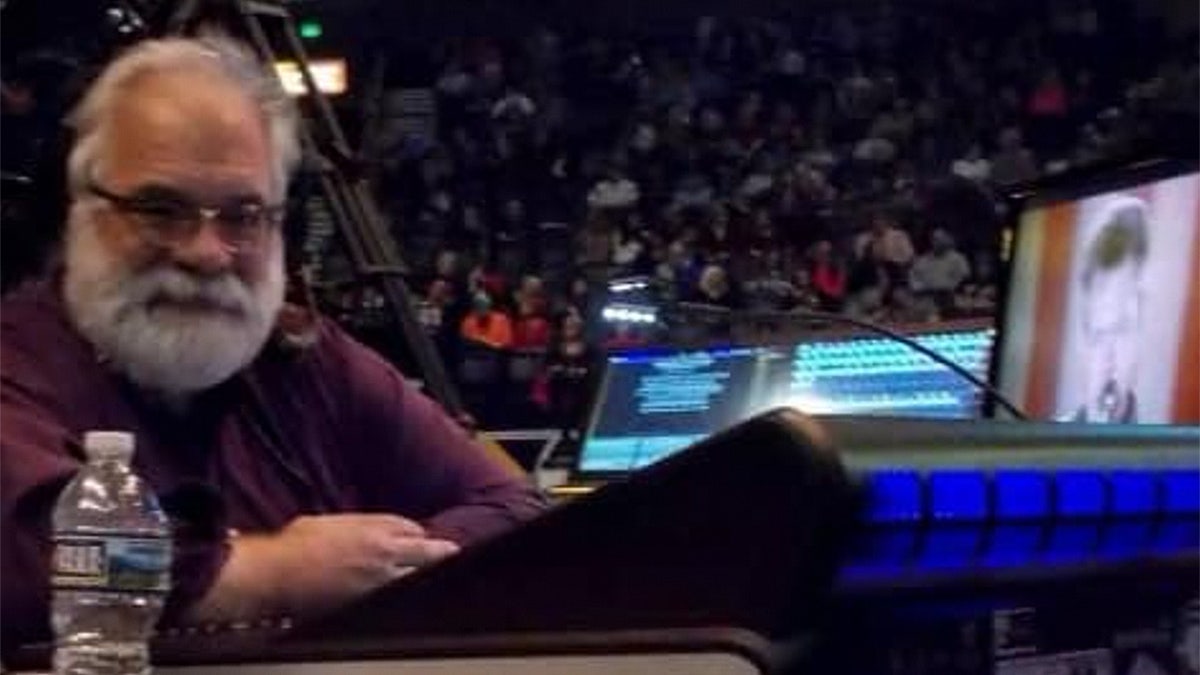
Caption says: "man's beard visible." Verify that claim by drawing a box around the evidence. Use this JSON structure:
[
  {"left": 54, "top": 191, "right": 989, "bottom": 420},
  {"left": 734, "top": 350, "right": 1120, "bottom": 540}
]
[{"left": 62, "top": 206, "right": 285, "bottom": 397}]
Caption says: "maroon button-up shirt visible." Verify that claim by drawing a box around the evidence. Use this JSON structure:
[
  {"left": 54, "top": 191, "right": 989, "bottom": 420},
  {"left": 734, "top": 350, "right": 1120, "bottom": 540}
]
[{"left": 1, "top": 278, "right": 546, "bottom": 652}]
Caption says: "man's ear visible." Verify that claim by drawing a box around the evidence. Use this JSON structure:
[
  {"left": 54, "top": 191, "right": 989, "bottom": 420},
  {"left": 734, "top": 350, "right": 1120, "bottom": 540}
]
[
  {"left": 274, "top": 301, "right": 319, "bottom": 352},
  {"left": 274, "top": 265, "right": 320, "bottom": 353}
]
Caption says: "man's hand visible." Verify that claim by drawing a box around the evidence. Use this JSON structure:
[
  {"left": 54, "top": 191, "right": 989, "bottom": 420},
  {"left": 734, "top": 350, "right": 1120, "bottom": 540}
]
[{"left": 189, "top": 514, "right": 459, "bottom": 622}]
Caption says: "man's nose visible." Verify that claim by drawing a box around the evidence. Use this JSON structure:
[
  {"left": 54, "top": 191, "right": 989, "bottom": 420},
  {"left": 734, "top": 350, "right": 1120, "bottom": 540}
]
[{"left": 169, "top": 218, "right": 235, "bottom": 276}]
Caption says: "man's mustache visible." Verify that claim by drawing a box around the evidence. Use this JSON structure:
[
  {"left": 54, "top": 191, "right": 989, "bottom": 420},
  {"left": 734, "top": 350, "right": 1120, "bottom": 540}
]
[{"left": 120, "top": 266, "right": 254, "bottom": 318}]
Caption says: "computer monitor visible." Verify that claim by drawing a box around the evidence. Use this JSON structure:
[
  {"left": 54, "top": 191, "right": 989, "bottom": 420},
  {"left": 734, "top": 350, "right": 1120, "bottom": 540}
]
[
  {"left": 578, "top": 345, "right": 791, "bottom": 473},
  {"left": 578, "top": 323, "right": 996, "bottom": 474},
  {"left": 787, "top": 325, "right": 995, "bottom": 418},
  {"left": 995, "top": 162, "right": 1200, "bottom": 424}
]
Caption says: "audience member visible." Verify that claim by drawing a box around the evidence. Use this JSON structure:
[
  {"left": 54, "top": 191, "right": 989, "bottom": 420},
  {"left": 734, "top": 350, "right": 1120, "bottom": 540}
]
[
  {"left": 460, "top": 291, "right": 514, "bottom": 348},
  {"left": 909, "top": 228, "right": 971, "bottom": 300},
  {"left": 990, "top": 126, "right": 1039, "bottom": 185}
]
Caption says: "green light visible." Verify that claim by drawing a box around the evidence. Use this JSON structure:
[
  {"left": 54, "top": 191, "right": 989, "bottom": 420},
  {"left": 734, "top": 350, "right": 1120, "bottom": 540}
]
[{"left": 299, "top": 20, "right": 323, "bottom": 39}]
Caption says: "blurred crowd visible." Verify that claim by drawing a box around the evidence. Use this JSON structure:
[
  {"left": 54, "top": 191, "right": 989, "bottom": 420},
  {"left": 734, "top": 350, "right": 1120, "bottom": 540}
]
[{"left": 355, "top": 3, "right": 1196, "bottom": 426}]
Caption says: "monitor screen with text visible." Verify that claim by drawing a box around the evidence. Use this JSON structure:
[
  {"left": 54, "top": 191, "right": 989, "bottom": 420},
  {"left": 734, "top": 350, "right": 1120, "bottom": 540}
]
[{"left": 579, "top": 324, "right": 995, "bottom": 473}]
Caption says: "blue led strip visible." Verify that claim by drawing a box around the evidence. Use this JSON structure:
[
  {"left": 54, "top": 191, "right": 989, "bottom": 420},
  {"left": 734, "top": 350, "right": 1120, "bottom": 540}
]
[
  {"left": 994, "top": 470, "right": 1050, "bottom": 520},
  {"left": 864, "top": 471, "right": 924, "bottom": 524},
  {"left": 1054, "top": 470, "right": 1108, "bottom": 518},
  {"left": 929, "top": 471, "right": 988, "bottom": 521},
  {"left": 1110, "top": 471, "right": 1160, "bottom": 516},
  {"left": 847, "top": 466, "right": 1199, "bottom": 580},
  {"left": 1162, "top": 470, "right": 1200, "bottom": 514}
]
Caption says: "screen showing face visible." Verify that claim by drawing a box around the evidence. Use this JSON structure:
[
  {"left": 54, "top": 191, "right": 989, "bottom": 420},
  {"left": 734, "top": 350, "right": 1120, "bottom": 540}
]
[{"left": 998, "top": 172, "right": 1200, "bottom": 424}]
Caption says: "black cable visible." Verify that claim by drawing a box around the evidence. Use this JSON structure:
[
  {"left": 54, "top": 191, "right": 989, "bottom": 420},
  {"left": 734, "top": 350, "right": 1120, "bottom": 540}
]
[{"left": 671, "top": 303, "right": 1029, "bottom": 421}]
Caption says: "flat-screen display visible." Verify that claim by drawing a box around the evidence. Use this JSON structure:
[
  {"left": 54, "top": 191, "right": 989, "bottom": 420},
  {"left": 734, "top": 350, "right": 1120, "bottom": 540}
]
[
  {"left": 578, "top": 324, "right": 996, "bottom": 473},
  {"left": 996, "top": 168, "right": 1200, "bottom": 424}
]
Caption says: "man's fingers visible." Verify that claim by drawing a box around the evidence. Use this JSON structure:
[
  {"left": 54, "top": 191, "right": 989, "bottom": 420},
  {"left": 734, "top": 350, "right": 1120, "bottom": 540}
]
[
  {"left": 387, "top": 565, "right": 417, "bottom": 582},
  {"left": 348, "top": 513, "right": 426, "bottom": 537},
  {"left": 292, "top": 513, "right": 426, "bottom": 538},
  {"left": 379, "top": 515, "right": 427, "bottom": 538},
  {"left": 388, "top": 537, "right": 460, "bottom": 568}
]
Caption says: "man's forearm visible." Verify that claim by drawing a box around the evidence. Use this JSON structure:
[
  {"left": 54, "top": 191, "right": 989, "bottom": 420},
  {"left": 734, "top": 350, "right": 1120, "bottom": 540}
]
[
  {"left": 184, "top": 534, "right": 289, "bottom": 623},
  {"left": 184, "top": 513, "right": 462, "bottom": 625},
  {"left": 422, "top": 481, "right": 548, "bottom": 545}
]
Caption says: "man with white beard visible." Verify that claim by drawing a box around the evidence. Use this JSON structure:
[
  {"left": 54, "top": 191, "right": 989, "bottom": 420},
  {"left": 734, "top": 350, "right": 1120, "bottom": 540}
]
[{"left": 0, "top": 36, "right": 545, "bottom": 654}]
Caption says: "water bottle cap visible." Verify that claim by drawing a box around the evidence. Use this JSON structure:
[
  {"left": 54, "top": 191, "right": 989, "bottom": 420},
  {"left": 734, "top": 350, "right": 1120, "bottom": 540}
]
[{"left": 82, "top": 431, "right": 135, "bottom": 461}]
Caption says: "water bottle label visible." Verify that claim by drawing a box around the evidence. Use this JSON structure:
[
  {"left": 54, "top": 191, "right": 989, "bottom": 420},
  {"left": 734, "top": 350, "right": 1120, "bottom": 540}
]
[{"left": 52, "top": 535, "right": 171, "bottom": 593}]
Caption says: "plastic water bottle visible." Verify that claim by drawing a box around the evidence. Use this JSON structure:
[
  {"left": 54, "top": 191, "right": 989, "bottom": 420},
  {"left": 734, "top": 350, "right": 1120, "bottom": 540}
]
[{"left": 51, "top": 431, "right": 172, "bottom": 675}]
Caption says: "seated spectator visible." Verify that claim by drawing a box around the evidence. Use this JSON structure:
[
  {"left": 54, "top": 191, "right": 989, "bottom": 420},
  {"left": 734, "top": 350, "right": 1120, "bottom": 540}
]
[
  {"left": 809, "top": 240, "right": 848, "bottom": 310},
  {"left": 789, "top": 268, "right": 823, "bottom": 311},
  {"left": 419, "top": 278, "right": 455, "bottom": 334},
  {"left": 460, "top": 291, "right": 514, "bottom": 348},
  {"left": 587, "top": 170, "right": 640, "bottom": 211},
  {"left": 491, "top": 84, "right": 538, "bottom": 123},
  {"left": 657, "top": 239, "right": 701, "bottom": 298},
  {"left": 743, "top": 265, "right": 798, "bottom": 312},
  {"left": 1028, "top": 67, "right": 1068, "bottom": 118},
  {"left": 689, "top": 264, "right": 740, "bottom": 308},
  {"left": 909, "top": 228, "right": 971, "bottom": 301},
  {"left": 513, "top": 274, "right": 546, "bottom": 309},
  {"left": 855, "top": 213, "right": 915, "bottom": 268},
  {"left": 990, "top": 126, "right": 1039, "bottom": 185},
  {"left": 433, "top": 249, "right": 465, "bottom": 293},
  {"left": 853, "top": 134, "right": 897, "bottom": 165},
  {"left": 576, "top": 211, "right": 614, "bottom": 268},
  {"left": 1027, "top": 67, "right": 1070, "bottom": 154},
  {"left": 854, "top": 213, "right": 914, "bottom": 292},
  {"left": 512, "top": 278, "right": 551, "bottom": 350},
  {"left": 467, "top": 264, "right": 509, "bottom": 305},
  {"left": 534, "top": 310, "right": 595, "bottom": 428},
  {"left": 556, "top": 276, "right": 592, "bottom": 317},
  {"left": 611, "top": 224, "right": 647, "bottom": 270},
  {"left": 951, "top": 142, "right": 991, "bottom": 182}
]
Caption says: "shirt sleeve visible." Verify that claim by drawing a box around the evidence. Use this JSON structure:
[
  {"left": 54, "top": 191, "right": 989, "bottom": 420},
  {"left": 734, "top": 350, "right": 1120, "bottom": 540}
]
[
  {"left": 0, "top": 339, "right": 228, "bottom": 656},
  {"left": 1, "top": 363, "right": 79, "bottom": 653},
  {"left": 320, "top": 321, "right": 548, "bottom": 546}
]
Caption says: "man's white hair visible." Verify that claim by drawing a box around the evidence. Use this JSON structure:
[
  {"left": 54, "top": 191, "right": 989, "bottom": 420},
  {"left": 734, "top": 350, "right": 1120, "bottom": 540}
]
[{"left": 66, "top": 34, "right": 301, "bottom": 200}]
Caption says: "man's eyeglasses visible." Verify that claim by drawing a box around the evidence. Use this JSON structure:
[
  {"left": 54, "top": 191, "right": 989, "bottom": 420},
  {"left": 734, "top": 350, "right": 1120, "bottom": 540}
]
[{"left": 86, "top": 182, "right": 284, "bottom": 251}]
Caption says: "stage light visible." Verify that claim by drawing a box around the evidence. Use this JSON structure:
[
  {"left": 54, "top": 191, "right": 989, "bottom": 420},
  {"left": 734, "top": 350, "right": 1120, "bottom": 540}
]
[{"left": 299, "top": 19, "right": 323, "bottom": 39}]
